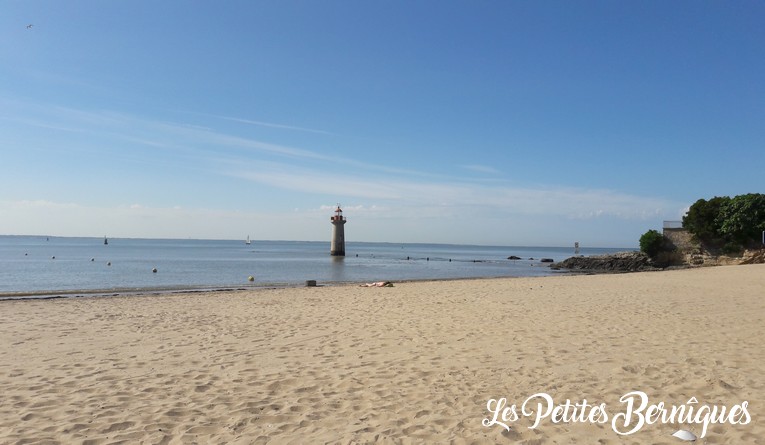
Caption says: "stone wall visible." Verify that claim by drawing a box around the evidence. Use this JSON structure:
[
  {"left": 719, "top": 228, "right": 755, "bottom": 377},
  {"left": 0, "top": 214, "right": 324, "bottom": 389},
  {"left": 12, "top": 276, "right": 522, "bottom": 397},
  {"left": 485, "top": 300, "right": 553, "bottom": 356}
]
[{"left": 663, "top": 228, "right": 697, "bottom": 252}]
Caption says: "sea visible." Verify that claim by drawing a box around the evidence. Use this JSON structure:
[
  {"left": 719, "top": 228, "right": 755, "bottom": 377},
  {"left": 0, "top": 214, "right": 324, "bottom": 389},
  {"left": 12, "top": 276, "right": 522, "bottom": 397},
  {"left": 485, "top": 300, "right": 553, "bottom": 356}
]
[{"left": 0, "top": 236, "right": 630, "bottom": 298}]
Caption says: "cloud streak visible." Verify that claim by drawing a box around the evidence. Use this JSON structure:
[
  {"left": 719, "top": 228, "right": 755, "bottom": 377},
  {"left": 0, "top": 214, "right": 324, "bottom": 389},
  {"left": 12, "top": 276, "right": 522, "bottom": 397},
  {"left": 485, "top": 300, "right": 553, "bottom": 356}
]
[
  {"left": 226, "top": 162, "right": 683, "bottom": 221},
  {"left": 462, "top": 164, "right": 501, "bottom": 174},
  {"left": 210, "top": 114, "right": 334, "bottom": 135}
]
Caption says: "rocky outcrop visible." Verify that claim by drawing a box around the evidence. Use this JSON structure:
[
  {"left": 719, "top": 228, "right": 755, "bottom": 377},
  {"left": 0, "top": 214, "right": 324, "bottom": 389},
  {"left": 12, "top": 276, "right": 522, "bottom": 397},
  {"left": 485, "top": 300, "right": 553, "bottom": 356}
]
[
  {"left": 551, "top": 251, "right": 659, "bottom": 273},
  {"left": 551, "top": 244, "right": 764, "bottom": 274},
  {"left": 741, "top": 249, "right": 765, "bottom": 265}
]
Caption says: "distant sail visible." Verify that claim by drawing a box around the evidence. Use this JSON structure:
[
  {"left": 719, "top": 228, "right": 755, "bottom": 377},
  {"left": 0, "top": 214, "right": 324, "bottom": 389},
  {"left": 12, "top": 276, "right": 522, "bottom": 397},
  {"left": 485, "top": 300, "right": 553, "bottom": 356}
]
[
  {"left": 104, "top": 237, "right": 108, "bottom": 245},
  {"left": 245, "top": 235, "right": 251, "bottom": 245}
]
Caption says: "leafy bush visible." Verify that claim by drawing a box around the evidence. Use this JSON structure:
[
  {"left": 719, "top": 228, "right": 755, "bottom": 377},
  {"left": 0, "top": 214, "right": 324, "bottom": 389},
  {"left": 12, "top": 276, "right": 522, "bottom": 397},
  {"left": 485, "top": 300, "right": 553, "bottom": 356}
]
[
  {"left": 639, "top": 229, "right": 665, "bottom": 258},
  {"left": 682, "top": 196, "right": 730, "bottom": 244},
  {"left": 717, "top": 193, "right": 765, "bottom": 246},
  {"left": 683, "top": 193, "right": 765, "bottom": 249}
]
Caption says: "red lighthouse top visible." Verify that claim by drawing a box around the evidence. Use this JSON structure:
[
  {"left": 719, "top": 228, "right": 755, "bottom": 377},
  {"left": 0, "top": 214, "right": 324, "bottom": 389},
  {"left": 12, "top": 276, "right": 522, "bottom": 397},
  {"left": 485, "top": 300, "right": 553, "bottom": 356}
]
[{"left": 331, "top": 205, "right": 346, "bottom": 222}]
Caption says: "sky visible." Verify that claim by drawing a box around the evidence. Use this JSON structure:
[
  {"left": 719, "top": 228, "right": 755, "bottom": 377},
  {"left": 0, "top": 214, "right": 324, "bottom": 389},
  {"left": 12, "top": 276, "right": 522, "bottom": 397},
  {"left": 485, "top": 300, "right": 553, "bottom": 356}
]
[{"left": 1, "top": 1, "right": 763, "bottom": 247}]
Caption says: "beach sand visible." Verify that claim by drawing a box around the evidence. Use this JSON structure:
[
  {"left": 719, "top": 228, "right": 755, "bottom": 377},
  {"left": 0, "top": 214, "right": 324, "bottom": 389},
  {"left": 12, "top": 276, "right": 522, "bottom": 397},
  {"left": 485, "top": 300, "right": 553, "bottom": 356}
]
[{"left": 1, "top": 264, "right": 764, "bottom": 444}]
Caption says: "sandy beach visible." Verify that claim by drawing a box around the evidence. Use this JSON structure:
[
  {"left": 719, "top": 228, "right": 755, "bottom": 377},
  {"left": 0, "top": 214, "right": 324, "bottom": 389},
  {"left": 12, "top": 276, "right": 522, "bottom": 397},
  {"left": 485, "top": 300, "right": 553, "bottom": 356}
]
[{"left": 1, "top": 265, "right": 763, "bottom": 444}]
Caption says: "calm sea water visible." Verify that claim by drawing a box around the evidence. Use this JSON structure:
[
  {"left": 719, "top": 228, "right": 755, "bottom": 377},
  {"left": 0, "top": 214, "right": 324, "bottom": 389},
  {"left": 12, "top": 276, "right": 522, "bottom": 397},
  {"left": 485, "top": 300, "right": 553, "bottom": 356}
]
[{"left": 0, "top": 236, "right": 629, "bottom": 297}]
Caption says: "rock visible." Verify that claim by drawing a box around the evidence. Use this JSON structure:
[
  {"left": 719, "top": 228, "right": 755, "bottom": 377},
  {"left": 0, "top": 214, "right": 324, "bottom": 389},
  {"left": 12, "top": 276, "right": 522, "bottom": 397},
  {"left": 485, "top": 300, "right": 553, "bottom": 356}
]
[
  {"left": 540, "top": 258, "right": 554, "bottom": 263},
  {"left": 551, "top": 251, "right": 658, "bottom": 273},
  {"left": 741, "top": 249, "right": 765, "bottom": 265},
  {"left": 507, "top": 255, "right": 521, "bottom": 260}
]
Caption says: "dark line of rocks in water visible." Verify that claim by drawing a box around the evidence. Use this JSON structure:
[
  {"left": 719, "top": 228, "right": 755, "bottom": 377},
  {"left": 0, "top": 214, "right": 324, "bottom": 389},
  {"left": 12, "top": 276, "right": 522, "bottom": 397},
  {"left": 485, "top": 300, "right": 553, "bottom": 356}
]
[{"left": 549, "top": 251, "right": 660, "bottom": 273}]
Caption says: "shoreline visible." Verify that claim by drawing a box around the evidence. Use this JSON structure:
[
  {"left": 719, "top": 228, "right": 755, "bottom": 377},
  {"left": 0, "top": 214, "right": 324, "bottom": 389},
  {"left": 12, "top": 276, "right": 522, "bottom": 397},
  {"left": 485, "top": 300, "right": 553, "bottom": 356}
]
[
  {"left": 0, "top": 258, "right": 735, "bottom": 302},
  {"left": 0, "top": 269, "right": 578, "bottom": 302}
]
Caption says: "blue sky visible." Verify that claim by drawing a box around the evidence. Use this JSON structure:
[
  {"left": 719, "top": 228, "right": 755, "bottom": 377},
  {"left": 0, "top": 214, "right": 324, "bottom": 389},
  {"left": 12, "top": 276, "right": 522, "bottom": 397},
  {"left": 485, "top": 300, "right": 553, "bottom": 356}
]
[{"left": 1, "top": 1, "right": 763, "bottom": 247}]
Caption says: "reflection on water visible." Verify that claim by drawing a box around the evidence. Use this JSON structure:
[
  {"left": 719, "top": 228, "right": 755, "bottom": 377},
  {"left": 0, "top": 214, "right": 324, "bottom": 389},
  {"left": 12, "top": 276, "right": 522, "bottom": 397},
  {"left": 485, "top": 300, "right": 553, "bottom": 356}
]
[{"left": 329, "top": 255, "right": 346, "bottom": 283}]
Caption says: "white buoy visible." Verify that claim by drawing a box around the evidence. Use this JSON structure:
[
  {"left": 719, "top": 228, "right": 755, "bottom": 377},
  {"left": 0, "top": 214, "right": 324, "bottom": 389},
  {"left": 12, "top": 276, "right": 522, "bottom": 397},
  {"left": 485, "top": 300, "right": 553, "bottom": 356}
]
[{"left": 248, "top": 276, "right": 254, "bottom": 282}]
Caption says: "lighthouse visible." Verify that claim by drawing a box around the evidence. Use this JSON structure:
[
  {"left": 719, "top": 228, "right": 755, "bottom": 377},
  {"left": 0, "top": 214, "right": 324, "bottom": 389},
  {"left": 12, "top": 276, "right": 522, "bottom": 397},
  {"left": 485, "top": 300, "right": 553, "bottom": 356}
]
[{"left": 330, "top": 205, "right": 346, "bottom": 256}]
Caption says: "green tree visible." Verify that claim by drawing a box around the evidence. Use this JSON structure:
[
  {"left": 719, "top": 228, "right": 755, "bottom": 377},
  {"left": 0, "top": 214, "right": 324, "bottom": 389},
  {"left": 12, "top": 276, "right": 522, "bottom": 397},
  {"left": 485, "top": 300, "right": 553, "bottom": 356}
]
[
  {"left": 639, "top": 229, "right": 665, "bottom": 258},
  {"left": 682, "top": 196, "right": 730, "bottom": 244},
  {"left": 717, "top": 193, "right": 765, "bottom": 247}
]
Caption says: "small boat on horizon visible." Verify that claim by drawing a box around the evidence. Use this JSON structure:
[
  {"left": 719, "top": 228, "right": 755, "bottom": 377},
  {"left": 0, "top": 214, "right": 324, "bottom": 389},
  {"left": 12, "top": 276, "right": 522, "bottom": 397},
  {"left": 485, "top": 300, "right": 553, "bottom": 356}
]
[
  {"left": 104, "top": 237, "right": 108, "bottom": 245},
  {"left": 245, "top": 235, "right": 251, "bottom": 245}
]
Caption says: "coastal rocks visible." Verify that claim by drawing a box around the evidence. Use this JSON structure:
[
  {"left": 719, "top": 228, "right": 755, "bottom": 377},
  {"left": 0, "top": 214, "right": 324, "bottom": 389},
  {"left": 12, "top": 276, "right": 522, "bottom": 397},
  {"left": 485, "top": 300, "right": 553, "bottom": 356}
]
[
  {"left": 507, "top": 256, "right": 554, "bottom": 263},
  {"left": 688, "top": 252, "right": 705, "bottom": 265},
  {"left": 683, "top": 250, "right": 741, "bottom": 267},
  {"left": 551, "top": 251, "right": 658, "bottom": 273},
  {"left": 740, "top": 249, "right": 765, "bottom": 265}
]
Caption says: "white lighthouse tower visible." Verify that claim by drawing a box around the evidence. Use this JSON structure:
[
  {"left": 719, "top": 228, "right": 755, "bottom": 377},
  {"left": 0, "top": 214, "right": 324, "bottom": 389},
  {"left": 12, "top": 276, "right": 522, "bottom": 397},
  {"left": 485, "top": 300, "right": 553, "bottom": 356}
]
[{"left": 330, "top": 205, "right": 346, "bottom": 256}]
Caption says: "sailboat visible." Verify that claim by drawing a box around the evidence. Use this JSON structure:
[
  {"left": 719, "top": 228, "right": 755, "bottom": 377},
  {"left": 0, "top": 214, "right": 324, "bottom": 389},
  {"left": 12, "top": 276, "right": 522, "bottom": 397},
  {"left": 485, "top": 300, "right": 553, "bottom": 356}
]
[{"left": 245, "top": 235, "right": 251, "bottom": 245}]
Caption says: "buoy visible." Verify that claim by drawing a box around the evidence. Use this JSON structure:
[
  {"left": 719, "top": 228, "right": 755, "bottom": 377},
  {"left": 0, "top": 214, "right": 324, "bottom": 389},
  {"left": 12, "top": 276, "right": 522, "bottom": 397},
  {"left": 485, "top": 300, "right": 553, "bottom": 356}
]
[
  {"left": 91, "top": 258, "right": 95, "bottom": 262},
  {"left": 107, "top": 262, "right": 111, "bottom": 266},
  {"left": 248, "top": 276, "right": 254, "bottom": 282},
  {"left": 51, "top": 256, "right": 55, "bottom": 259},
  {"left": 152, "top": 268, "right": 157, "bottom": 273}
]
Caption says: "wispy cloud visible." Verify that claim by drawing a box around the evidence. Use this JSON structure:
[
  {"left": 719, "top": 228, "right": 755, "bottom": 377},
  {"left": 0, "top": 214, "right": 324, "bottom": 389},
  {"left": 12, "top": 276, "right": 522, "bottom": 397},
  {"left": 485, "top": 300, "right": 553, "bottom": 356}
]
[
  {"left": 462, "top": 164, "right": 500, "bottom": 174},
  {"left": 2, "top": 98, "right": 452, "bottom": 181},
  {"left": 212, "top": 115, "right": 334, "bottom": 135},
  {"left": 225, "top": 161, "right": 683, "bottom": 221}
]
